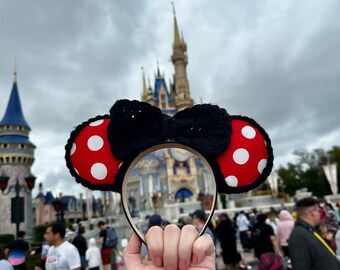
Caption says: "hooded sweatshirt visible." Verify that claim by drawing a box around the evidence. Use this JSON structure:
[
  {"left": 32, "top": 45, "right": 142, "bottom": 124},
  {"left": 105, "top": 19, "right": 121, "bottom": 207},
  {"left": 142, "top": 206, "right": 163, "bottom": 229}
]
[
  {"left": 85, "top": 238, "right": 102, "bottom": 268},
  {"left": 277, "top": 210, "right": 294, "bottom": 246}
]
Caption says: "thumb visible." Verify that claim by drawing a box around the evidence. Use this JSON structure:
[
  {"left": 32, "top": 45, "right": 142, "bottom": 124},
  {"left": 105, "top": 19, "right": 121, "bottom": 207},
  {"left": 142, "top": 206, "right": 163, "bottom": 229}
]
[{"left": 123, "top": 232, "right": 143, "bottom": 269}]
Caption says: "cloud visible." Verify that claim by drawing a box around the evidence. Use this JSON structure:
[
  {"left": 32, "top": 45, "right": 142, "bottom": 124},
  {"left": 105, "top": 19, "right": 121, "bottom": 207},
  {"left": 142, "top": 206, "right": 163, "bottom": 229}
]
[{"left": 1, "top": 0, "right": 339, "bottom": 197}]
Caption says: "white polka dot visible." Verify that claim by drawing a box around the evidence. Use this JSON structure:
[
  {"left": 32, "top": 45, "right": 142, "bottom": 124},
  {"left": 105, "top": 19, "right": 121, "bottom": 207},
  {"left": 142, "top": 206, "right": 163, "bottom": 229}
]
[
  {"left": 91, "top": 163, "right": 107, "bottom": 180},
  {"left": 241, "top": 126, "right": 256, "bottom": 139},
  {"left": 90, "top": 119, "right": 104, "bottom": 126},
  {"left": 233, "top": 148, "right": 249, "bottom": 164},
  {"left": 87, "top": 135, "right": 104, "bottom": 151},
  {"left": 70, "top": 143, "right": 76, "bottom": 155},
  {"left": 258, "top": 159, "right": 267, "bottom": 173},
  {"left": 225, "top": 175, "right": 238, "bottom": 187}
]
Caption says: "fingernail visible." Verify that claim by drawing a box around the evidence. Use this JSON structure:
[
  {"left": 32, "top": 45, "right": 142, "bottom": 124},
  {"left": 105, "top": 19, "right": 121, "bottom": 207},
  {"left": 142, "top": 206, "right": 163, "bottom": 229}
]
[
  {"left": 179, "top": 259, "right": 187, "bottom": 270},
  {"left": 192, "top": 254, "right": 198, "bottom": 265},
  {"left": 154, "top": 256, "right": 163, "bottom": 267}
]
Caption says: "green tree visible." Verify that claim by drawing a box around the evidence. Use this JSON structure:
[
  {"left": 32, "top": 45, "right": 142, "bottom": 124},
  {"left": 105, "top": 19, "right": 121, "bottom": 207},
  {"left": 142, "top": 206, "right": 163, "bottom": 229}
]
[{"left": 278, "top": 146, "right": 339, "bottom": 197}]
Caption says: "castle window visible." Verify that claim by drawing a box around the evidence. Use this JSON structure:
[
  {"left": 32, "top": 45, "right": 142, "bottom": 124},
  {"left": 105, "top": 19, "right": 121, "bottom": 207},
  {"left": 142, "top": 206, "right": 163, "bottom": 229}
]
[
  {"left": 3, "top": 144, "right": 9, "bottom": 149},
  {"left": 19, "top": 144, "right": 25, "bottom": 149},
  {"left": 5, "top": 125, "right": 11, "bottom": 130},
  {"left": 18, "top": 157, "right": 22, "bottom": 163},
  {"left": 6, "top": 157, "right": 10, "bottom": 163},
  {"left": 0, "top": 157, "right": 3, "bottom": 163}
]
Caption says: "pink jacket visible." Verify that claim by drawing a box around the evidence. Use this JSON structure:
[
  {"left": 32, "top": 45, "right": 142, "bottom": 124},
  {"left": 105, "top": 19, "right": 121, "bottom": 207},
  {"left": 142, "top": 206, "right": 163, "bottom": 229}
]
[{"left": 277, "top": 210, "right": 294, "bottom": 246}]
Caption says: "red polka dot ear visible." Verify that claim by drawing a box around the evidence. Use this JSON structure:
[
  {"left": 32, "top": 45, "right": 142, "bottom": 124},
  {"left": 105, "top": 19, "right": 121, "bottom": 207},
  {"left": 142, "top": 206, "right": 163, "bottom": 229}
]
[
  {"left": 216, "top": 115, "right": 273, "bottom": 194},
  {"left": 65, "top": 115, "right": 122, "bottom": 191}
]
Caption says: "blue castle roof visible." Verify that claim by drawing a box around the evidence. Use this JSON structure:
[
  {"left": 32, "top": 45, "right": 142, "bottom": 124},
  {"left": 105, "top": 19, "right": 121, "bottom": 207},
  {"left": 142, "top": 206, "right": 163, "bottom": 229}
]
[
  {"left": 0, "top": 80, "right": 30, "bottom": 128},
  {"left": 44, "top": 192, "right": 55, "bottom": 205},
  {"left": 154, "top": 77, "right": 172, "bottom": 104}
]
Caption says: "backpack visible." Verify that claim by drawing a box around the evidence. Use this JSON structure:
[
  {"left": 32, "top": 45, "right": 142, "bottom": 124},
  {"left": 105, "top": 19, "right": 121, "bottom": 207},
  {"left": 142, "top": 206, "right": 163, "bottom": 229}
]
[{"left": 105, "top": 226, "right": 118, "bottom": 248}]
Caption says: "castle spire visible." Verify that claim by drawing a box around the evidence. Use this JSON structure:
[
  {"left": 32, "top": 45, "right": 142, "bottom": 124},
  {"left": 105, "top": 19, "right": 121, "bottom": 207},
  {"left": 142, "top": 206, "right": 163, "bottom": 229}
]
[
  {"left": 0, "top": 69, "right": 30, "bottom": 128},
  {"left": 171, "top": 4, "right": 193, "bottom": 110},
  {"left": 172, "top": 2, "right": 182, "bottom": 48},
  {"left": 142, "top": 67, "right": 147, "bottom": 95}
]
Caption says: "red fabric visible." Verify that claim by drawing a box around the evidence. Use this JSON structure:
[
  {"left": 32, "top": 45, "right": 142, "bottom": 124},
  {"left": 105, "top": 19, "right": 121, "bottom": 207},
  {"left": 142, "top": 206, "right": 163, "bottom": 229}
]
[
  {"left": 70, "top": 118, "right": 121, "bottom": 186},
  {"left": 217, "top": 119, "right": 269, "bottom": 188}
]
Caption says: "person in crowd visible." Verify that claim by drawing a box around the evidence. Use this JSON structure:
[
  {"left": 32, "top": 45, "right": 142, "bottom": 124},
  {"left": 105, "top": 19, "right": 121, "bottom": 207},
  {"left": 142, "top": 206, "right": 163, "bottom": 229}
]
[
  {"left": 32, "top": 239, "right": 50, "bottom": 270},
  {"left": 190, "top": 209, "right": 214, "bottom": 240},
  {"left": 316, "top": 221, "right": 337, "bottom": 252},
  {"left": 124, "top": 224, "right": 215, "bottom": 270},
  {"left": 0, "top": 259, "right": 14, "bottom": 270},
  {"left": 335, "top": 228, "right": 340, "bottom": 259},
  {"left": 43, "top": 222, "right": 81, "bottom": 270},
  {"left": 72, "top": 226, "right": 88, "bottom": 270},
  {"left": 248, "top": 208, "right": 258, "bottom": 231},
  {"left": 276, "top": 210, "right": 294, "bottom": 257},
  {"left": 318, "top": 203, "right": 325, "bottom": 221},
  {"left": 86, "top": 238, "right": 102, "bottom": 270},
  {"left": 178, "top": 216, "right": 192, "bottom": 229},
  {"left": 5, "top": 230, "right": 31, "bottom": 270},
  {"left": 98, "top": 221, "right": 117, "bottom": 270},
  {"left": 215, "top": 213, "right": 243, "bottom": 270},
  {"left": 265, "top": 209, "right": 280, "bottom": 235},
  {"left": 288, "top": 197, "right": 340, "bottom": 269},
  {"left": 251, "top": 213, "right": 284, "bottom": 269},
  {"left": 236, "top": 211, "right": 251, "bottom": 252},
  {"left": 324, "top": 203, "right": 339, "bottom": 235}
]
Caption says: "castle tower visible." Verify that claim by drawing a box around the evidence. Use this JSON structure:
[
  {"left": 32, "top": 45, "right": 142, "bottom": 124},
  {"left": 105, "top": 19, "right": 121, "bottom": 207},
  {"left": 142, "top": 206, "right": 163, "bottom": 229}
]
[
  {"left": 0, "top": 70, "right": 36, "bottom": 237},
  {"left": 171, "top": 5, "right": 193, "bottom": 110}
]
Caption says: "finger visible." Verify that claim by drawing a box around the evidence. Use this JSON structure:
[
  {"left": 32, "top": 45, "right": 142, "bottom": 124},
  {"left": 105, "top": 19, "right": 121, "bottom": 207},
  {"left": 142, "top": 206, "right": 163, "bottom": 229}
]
[
  {"left": 178, "top": 225, "right": 199, "bottom": 270},
  {"left": 192, "top": 234, "right": 215, "bottom": 265},
  {"left": 123, "top": 232, "right": 143, "bottom": 269},
  {"left": 163, "top": 224, "right": 181, "bottom": 269},
  {"left": 145, "top": 226, "right": 164, "bottom": 267}
]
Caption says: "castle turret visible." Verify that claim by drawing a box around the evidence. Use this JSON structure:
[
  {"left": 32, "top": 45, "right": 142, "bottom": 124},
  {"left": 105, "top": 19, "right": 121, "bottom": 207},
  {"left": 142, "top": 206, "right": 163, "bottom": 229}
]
[
  {"left": 171, "top": 5, "right": 193, "bottom": 110},
  {"left": 0, "top": 70, "right": 36, "bottom": 237},
  {"left": 0, "top": 70, "right": 35, "bottom": 167}
]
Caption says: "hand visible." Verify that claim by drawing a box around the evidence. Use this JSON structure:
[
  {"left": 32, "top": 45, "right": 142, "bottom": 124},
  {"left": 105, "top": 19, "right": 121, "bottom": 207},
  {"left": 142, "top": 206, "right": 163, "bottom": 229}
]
[{"left": 124, "top": 224, "right": 215, "bottom": 270}]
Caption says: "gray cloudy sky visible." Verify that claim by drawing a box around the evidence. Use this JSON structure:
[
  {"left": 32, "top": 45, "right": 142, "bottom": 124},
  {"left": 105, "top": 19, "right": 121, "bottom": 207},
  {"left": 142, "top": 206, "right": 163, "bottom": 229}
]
[{"left": 1, "top": 0, "right": 339, "bottom": 197}]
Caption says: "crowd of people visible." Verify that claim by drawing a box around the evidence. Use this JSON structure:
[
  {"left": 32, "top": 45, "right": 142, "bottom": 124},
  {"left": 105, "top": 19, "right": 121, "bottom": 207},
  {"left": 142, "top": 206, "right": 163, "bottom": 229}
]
[
  {"left": 211, "top": 197, "right": 340, "bottom": 269},
  {"left": 0, "top": 220, "right": 120, "bottom": 270},
  {"left": 1, "top": 197, "right": 340, "bottom": 270}
]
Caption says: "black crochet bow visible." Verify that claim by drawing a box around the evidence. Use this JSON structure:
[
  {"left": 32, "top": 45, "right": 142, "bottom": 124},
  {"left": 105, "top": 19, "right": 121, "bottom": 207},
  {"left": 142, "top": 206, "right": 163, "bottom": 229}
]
[{"left": 107, "top": 99, "right": 232, "bottom": 160}]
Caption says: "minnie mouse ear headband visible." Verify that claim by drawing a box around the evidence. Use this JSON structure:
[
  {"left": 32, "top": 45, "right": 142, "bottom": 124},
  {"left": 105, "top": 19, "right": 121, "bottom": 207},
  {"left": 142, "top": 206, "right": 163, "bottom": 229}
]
[{"left": 65, "top": 99, "right": 273, "bottom": 194}]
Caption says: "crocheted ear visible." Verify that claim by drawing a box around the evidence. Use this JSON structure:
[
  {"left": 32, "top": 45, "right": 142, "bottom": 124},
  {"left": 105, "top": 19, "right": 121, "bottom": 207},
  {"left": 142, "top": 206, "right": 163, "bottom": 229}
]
[
  {"left": 216, "top": 115, "right": 273, "bottom": 194},
  {"left": 65, "top": 115, "right": 122, "bottom": 191}
]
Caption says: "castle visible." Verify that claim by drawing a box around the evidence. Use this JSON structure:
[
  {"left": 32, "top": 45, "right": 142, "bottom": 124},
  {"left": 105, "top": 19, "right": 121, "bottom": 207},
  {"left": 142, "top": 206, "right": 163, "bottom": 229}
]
[
  {"left": 125, "top": 9, "right": 215, "bottom": 219},
  {"left": 0, "top": 8, "right": 215, "bottom": 236}
]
